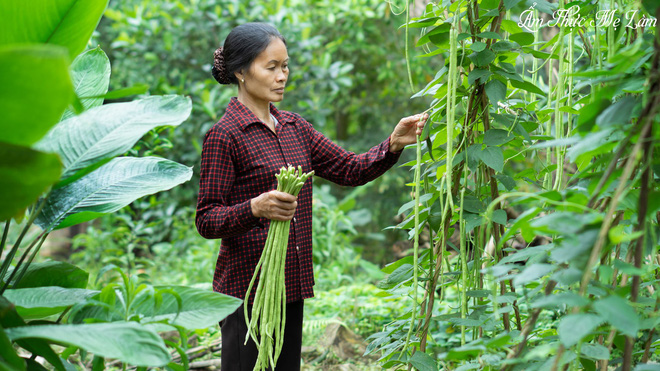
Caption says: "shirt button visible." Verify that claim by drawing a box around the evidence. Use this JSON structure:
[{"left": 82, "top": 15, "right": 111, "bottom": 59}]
[
  {"left": 293, "top": 217, "right": 296, "bottom": 222},
  {"left": 296, "top": 246, "right": 299, "bottom": 251}
]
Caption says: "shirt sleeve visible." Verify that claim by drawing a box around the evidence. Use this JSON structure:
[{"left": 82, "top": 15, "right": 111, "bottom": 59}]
[
  {"left": 304, "top": 119, "right": 403, "bottom": 186},
  {"left": 195, "top": 126, "right": 263, "bottom": 239}
]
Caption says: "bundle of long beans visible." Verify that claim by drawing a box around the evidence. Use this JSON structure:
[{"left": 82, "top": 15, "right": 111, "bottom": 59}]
[{"left": 243, "top": 165, "right": 314, "bottom": 371}]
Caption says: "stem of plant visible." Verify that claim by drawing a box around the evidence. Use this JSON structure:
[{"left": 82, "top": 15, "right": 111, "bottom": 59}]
[
  {"left": 0, "top": 220, "right": 10, "bottom": 262},
  {"left": 459, "top": 186, "right": 467, "bottom": 345},
  {"left": 0, "top": 193, "right": 49, "bottom": 285},
  {"left": 552, "top": 17, "right": 566, "bottom": 191},
  {"left": 10, "top": 232, "right": 49, "bottom": 290},
  {"left": 1, "top": 228, "right": 47, "bottom": 294},
  {"left": 405, "top": 0, "right": 414, "bottom": 94},
  {"left": 400, "top": 128, "right": 422, "bottom": 360}
]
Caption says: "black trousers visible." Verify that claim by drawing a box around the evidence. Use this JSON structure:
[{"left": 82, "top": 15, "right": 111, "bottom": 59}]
[{"left": 220, "top": 300, "right": 304, "bottom": 371}]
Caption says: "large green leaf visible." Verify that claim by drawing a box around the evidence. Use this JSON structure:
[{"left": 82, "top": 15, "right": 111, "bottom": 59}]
[
  {"left": 593, "top": 296, "right": 640, "bottom": 337},
  {"left": 567, "top": 129, "right": 618, "bottom": 162},
  {"left": 477, "top": 146, "right": 504, "bottom": 172},
  {"left": 73, "top": 286, "right": 242, "bottom": 330},
  {"left": 580, "top": 343, "right": 610, "bottom": 360},
  {"left": 512, "top": 263, "right": 554, "bottom": 286},
  {"left": 0, "top": 144, "right": 62, "bottom": 222},
  {"left": 468, "top": 68, "right": 493, "bottom": 85},
  {"left": 595, "top": 96, "right": 640, "bottom": 128},
  {"left": 0, "top": 0, "right": 109, "bottom": 59},
  {"left": 0, "top": 359, "right": 21, "bottom": 371},
  {"left": 0, "top": 45, "right": 73, "bottom": 147},
  {"left": 35, "top": 157, "right": 193, "bottom": 231},
  {"left": 509, "top": 32, "right": 535, "bottom": 46},
  {"left": 531, "top": 292, "right": 590, "bottom": 309},
  {"left": 36, "top": 95, "right": 192, "bottom": 180},
  {"left": 3, "top": 287, "right": 98, "bottom": 319},
  {"left": 60, "top": 47, "right": 111, "bottom": 121},
  {"left": 5, "top": 322, "right": 170, "bottom": 367},
  {"left": 558, "top": 313, "right": 603, "bottom": 347},
  {"left": 510, "top": 79, "right": 545, "bottom": 96},
  {"left": 470, "top": 49, "right": 496, "bottom": 67},
  {"left": 139, "top": 286, "right": 242, "bottom": 329},
  {"left": 0, "top": 297, "right": 65, "bottom": 371},
  {"left": 483, "top": 129, "right": 515, "bottom": 146},
  {"left": 485, "top": 79, "right": 507, "bottom": 105},
  {"left": 3, "top": 261, "right": 88, "bottom": 289},
  {"left": 409, "top": 351, "right": 437, "bottom": 371},
  {"left": 0, "top": 324, "right": 26, "bottom": 371},
  {"left": 415, "top": 24, "right": 451, "bottom": 47}
]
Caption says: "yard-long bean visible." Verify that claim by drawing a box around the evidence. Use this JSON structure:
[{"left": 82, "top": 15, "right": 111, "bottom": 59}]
[{"left": 244, "top": 165, "right": 314, "bottom": 371}]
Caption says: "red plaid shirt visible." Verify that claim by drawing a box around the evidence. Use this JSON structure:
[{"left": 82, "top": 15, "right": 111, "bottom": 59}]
[{"left": 196, "top": 97, "right": 402, "bottom": 303}]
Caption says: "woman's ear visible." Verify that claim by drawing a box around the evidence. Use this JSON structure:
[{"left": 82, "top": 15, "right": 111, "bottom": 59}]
[{"left": 234, "top": 69, "right": 244, "bottom": 84}]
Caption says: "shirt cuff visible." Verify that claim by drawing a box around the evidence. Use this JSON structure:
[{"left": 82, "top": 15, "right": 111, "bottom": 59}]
[{"left": 237, "top": 198, "right": 265, "bottom": 230}]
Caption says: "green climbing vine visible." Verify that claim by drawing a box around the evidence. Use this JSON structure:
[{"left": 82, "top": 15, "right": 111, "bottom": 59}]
[{"left": 369, "top": 0, "right": 660, "bottom": 370}]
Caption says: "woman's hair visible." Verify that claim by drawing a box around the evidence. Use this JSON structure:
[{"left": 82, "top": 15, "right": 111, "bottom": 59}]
[{"left": 212, "top": 22, "right": 287, "bottom": 85}]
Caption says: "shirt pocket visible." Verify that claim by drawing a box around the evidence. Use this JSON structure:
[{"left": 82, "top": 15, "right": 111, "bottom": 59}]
[
  {"left": 235, "top": 129, "right": 285, "bottom": 190},
  {"left": 278, "top": 126, "right": 312, "bottom": 174}
]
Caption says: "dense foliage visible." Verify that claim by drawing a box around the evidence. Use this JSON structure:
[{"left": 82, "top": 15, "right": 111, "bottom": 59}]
[
  {"left": 91, "top": 0, "right": 436, "bottom": 252},
  {"left": 366, "top": 0, "right": 660, "bottom": 370},
  {"left": 0, "top": 1, "right": 241, "bottom": 369}
]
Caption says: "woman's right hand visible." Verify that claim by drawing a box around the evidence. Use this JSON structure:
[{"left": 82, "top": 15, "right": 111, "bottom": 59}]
[{"left": 250, "top": 190, "right": 297, "bottom": 221}]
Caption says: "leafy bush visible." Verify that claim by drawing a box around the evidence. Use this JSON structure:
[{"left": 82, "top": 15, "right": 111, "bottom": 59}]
[
  {"left": 0, "top": 1, "right": 240, "bottom": 369},
  {"left": 91, "top": 0, "right": 437, "bottom": 255},
  {"left": 366, "top": 1, "right": 660, "bottom": 370}
]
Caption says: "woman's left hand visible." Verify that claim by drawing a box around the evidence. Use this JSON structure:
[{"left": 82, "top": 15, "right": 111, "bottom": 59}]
[{"left": 389, "top": 112, "right": 429, "bottom": 153}]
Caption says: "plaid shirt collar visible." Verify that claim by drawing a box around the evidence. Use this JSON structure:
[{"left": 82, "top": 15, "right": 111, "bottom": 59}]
[{"left": 227, "top": 96, "right": 298, "bottom": 131}]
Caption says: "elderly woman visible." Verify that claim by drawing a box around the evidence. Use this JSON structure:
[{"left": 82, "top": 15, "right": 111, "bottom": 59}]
[{"left": 195, "top": 22, "right": 428, "bottom": 371}]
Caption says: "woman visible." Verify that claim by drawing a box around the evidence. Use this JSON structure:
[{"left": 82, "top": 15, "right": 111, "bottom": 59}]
[{"left": 195, "top": 22, "right": 428, "bottom": 370}]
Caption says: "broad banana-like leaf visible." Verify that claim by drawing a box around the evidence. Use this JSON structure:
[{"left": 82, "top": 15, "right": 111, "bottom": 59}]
[
  {"left": 2, "top": 261, "right": 88, "bottom": 290},
  {"left": 0, "top": 45, "right": 73, "bottom": 147},
  {"left": 141, "top": 286, "right": 242, "bottom": 329},
  {"left": 0, "top": 324, "right": 26, "bottom": 371},
  {"left": 5, "top": 322, "right": 170, "bottom": 367},
  {"left": 3, "top": 287, "right": 99, "bottom": 319},
  {"left": 0, "top": 0, "right": 109, "bottom": 59},
  {"left": 35, "top": 157, "right": 192, "bottom": 231},
  {"left": 0, "top": 297, "right": 65, "bottom": 371},
  {"left": 36, "top": 95, "right": 192, "bottom": 180},
  {"left": 0, "top": 143, "right": 61, "bottom": 222},
  {"left": 0, "top": 359, "right": 24, "bottom": 371},
  {"left": 72, "top": 285, "right": 242, "bottom": 330},
  {"left": 60, "top": 47, "right": 111, "bottom": 121}
]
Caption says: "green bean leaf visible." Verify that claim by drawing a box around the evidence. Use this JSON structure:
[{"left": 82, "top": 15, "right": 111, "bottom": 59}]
[
  {"left": 483, "top": 129, "right": 515, "bottom": 146},
  {"left": 558, "top": 314, "right": 603, "bottom": 347},
  {"left": 469, "top": 49, "right": 496, "bottom": 67},
  {"left": 471, "top": 42, "right": 487, "bottom": 52},
  {"left": 468, "top": 69, "right": 493, "bottom": 85},
  {"left": 593, "top": 296, "right": 640, "bottom": 337},
  {"left": 510, "top": 32, "right": 535, "bottom": 46},
  {"left": 510, "top": 80, "right": 545, "bottom": 96},
  {"left": 477, "top": 146, "right": 504, "bottom": 172},
  {"left": 494, "top": 174, "right": 516, "bottom": 191},
  {"left": 580, "top": 344, "right": 610, "bottom": 360},
  {"left": 485, "top": 79, "right": 507, "bottom": 105},
  {"left": 409, "top": 351, "right": 437, "bottom": 371}
]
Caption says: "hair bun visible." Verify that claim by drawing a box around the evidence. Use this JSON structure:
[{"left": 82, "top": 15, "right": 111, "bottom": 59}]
[{"left": 212, "top": 47, "right": 232, "bottom": 85}]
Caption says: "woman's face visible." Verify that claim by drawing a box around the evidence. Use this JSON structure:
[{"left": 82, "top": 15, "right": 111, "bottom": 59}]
[{"left": 237, "top": 37, "right": 289, "bottom": 105}]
